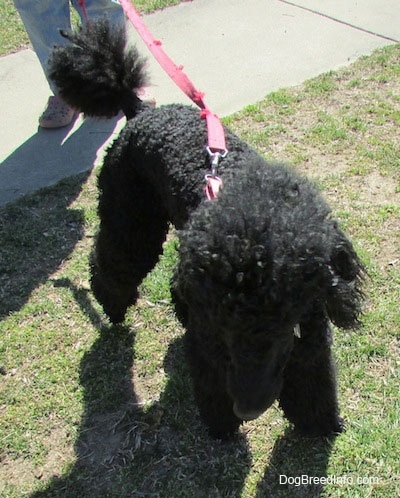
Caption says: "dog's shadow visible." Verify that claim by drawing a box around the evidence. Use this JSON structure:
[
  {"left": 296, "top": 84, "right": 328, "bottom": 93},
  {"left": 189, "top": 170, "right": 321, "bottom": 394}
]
[
  {"left": 29, "top": 281, "right": 252, "bottom": 497},
  {"left": 28, "top": 281, "right": 141, "bottom": 497},
  {"left": 29, "top": 280, "right": 335, "bottom": 498},
  {"left": 256, "top": 428, "right": 336, "bottom": 497}
]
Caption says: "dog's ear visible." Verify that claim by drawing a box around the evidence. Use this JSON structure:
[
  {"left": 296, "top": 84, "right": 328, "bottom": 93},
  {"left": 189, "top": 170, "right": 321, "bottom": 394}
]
[{"left": 325, "top": 227, "right": 365, "bottom": 329}]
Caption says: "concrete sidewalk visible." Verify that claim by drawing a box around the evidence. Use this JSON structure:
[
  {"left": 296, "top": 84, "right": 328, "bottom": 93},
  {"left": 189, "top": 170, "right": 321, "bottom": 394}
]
[{"left": 1, "top": 0, "right": 399, "bottom": 205}]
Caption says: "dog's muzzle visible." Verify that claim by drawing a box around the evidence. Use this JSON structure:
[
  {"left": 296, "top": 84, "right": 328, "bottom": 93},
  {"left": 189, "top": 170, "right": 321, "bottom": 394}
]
[{"left": 233, "top": 402, "right": 266, "bottom": 421}]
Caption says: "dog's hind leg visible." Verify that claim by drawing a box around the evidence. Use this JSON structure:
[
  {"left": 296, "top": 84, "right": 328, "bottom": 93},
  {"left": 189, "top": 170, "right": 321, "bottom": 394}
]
[
  {"left": 278, "top": 308, "right": 344, "bottom": 436},
  {"left": 90, "top": 146, "right": 169, "bottom": 324}
]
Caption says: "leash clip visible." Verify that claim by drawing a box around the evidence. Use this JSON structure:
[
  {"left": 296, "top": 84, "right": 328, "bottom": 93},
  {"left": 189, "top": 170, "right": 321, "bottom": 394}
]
[
  {"left": 206, "top": 146, "right": 228, "bottom": 175},
  {"left": 204, "top": 147, "right": 227, "bottom": 200},
  {"left": 204, "top": 174, "right": 223, "bottom": 201}
]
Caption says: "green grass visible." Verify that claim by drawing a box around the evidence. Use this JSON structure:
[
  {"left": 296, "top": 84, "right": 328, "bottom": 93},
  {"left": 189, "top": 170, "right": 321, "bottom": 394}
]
[
  {"left": 0, "top": 0, "right": 29, "bottom": 55},
  {"left": 1, "top": 6, "right": 400, "bottom": 498},
  {"left": 132, "top": 0, "right": 186, "bottom": 14}
]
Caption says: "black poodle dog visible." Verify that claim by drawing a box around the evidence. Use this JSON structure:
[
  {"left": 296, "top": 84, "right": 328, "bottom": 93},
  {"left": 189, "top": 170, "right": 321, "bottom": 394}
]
[{"left": 49, "top": 20, "right": 365, "bottom": 439}]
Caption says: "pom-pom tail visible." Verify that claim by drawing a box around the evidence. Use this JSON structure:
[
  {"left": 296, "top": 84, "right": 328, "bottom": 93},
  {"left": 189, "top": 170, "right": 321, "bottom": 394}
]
[{"left": 48, "top": 19, "right": 149, "bottom": 119}]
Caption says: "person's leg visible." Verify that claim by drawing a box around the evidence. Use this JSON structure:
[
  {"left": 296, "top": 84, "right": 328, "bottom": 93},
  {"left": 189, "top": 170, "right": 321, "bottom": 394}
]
[
  {"left": 14, "top": 0, "right": 77, "bottom": 127},
  {"left": 14, "top": 0, "right": 72, "bottom": 92}
]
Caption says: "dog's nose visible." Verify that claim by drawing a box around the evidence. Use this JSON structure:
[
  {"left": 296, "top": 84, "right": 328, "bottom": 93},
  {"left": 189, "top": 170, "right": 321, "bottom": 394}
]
[{"left": 232, "top": 402, "right": 265, "bottom": 421}]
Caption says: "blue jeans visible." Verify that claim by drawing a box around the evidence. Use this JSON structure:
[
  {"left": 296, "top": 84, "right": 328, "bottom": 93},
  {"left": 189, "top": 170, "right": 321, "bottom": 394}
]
[{"left": 14, "top": 0, "right": 125, "bottom": 93}]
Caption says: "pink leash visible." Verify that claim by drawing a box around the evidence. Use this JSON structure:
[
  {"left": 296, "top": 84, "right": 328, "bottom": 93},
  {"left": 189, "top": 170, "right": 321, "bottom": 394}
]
[
  {"left": 77, "top": 0, "right": 89, "bottom": 22},
  {"left": 118, "top": 0, "right": 227, "bottom": 200}
]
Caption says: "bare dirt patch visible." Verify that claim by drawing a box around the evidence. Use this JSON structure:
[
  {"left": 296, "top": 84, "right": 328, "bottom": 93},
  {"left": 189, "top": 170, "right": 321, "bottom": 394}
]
[{"left": 357, "top": 170, "right": 399, "bottom": 206}]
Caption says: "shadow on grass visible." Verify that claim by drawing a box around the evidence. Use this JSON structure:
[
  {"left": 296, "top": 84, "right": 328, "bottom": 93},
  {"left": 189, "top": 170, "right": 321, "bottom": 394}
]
[
  {"left": 29, "top": 279, "right": 336, "bottom": 497},
  {"left": 0, "top": 116, "right": 122, "bottom": 205},
  {"left": 0, "top": 114, "right": 121, "bottom": 318},
  {"left": 0, "top": 171, "right": 90, "bottom": 318},
  {"left": 256, "top": 428, "right": 336, "bottom": 497},
  {"left": 30, "top": 280, "right": 252, "bottom": 497}
]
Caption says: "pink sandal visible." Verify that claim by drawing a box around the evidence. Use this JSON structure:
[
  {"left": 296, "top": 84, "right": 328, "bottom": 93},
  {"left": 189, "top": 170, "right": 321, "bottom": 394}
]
[
  {"left": 137, "top": 87, "right": 156, "bottom": 108},
  {"left": 39, "top": 96, "right": 77, "bottom": 129}
]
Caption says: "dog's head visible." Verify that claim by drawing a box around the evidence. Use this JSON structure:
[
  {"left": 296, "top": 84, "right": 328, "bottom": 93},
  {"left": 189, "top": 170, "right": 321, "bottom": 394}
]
[
  {"left": 174, "top": 162, "right": 364, "bottom": 421},
  {"left": 173, "top": 263, "right": 299, "bottom": 420},
  {"left": 221, "top": 312, "right": 296, "bottom": 421}
]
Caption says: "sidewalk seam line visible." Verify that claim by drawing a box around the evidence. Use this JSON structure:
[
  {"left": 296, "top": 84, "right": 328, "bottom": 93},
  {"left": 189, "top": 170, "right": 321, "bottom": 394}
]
[{"left": 278, "top": 0, "right": 399, "bottom": 44}]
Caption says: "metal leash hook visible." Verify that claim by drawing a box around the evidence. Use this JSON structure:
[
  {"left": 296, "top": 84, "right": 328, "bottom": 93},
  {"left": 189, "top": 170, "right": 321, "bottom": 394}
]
[
  {"left": 206, "top": 146, "right": 228, "bottom": 175},
  {"left": 204, "top": 147, "right": 228, "bottom": 200}
]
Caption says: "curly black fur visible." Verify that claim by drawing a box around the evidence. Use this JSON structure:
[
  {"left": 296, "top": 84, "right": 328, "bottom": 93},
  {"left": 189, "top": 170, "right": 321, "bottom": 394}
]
[
  {"left": 49, "top": 19, "right": 148, "bottom": 118},
  {"left": 49, "top": 20, "right": 365, "bottom": 439}
]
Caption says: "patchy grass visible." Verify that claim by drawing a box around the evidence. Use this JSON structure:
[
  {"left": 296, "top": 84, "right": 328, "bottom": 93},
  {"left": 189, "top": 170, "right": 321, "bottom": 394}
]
[
  {"left": 0, "top": 0, "right": 187, "bottom": 56},
  {"left": 0, "top": 0, "right": 29, "bottom": 55},
  {"left": 1, "top": 17, "right": 399, "bottom": 498},
  {"left": 133, "top": 0, "right": 192, "bottom": 14}
]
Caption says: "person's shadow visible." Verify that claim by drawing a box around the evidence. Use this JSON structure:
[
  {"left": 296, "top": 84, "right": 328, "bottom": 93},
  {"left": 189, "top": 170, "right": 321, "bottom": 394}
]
[
  {"left": 0, "top": 115, "right": 121, "bottom": 319},
  {"left": 0, "top": 115, "right": 123, "bottom": 205}
]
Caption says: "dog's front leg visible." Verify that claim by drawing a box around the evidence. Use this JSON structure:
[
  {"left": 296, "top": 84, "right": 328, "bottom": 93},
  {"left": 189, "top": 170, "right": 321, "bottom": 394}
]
[
  {"left": 278, "top": 310, "right": 344, "bottom": 437},
  {"left": 185, "top": 329, "right": 242, "bottom": 439}
]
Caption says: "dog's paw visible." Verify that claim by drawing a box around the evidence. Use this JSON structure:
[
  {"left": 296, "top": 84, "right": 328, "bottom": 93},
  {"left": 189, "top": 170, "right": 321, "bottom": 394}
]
[
  {"left": 295, "top": 416, "right": 346, "bottom": 437},
  {"left": 108, "top": 311, "right": 126, "bottom": 325},
  {"left": 206, "top": 416, "right": 242, "bottom": 441},
  {"left": 208, "top": 426, "right": 240, "bottom": 441}
]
